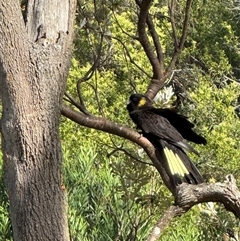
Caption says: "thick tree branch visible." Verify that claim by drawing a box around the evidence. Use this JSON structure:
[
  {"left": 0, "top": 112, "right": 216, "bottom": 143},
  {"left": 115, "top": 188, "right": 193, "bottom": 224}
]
[
  {"left": 61, "top": 104, "right": 150, "bottom": 146},
  {"left": 147, "top": 175, "right": 240, "bottom": 240},
  {"left": 145, "top": 0, "right": 193, "bottom": 100},
  {"left": 146, "top": 14, "right": 164, "bottom": 70},
  {"left": 147, "top": 205, "right": 183, "bottom": 241},
  {"left": 178, "top": 0, "right": 192, "bottom": 51}
]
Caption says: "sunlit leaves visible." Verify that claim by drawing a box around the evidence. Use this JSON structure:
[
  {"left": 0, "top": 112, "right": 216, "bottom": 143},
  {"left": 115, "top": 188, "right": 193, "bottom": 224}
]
[
  {"left": 63, "top": 144, "right": 161, "bottom": 241},
  {"left": 189, "top": 77, "right": 240, "bottom": 180}
]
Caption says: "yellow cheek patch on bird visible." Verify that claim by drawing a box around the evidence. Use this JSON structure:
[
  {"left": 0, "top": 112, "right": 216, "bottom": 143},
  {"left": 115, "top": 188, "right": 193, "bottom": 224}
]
[
  {"left": 138, "top": 97, "right": 147, "bottom": 107},
  {"left": 164, "top": 147, "right": 189, "bottom": 177}
]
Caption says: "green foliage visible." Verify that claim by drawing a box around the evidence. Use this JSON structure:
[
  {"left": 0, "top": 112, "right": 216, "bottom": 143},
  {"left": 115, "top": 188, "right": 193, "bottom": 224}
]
[
  {"left": 161, "top": 208, "right": 201, "bottom": 241},
  {"left": 188, "top": 77, "right": 240, "bottom": 181},
  {"left": 185, "top": 0, "right": 240, "bottom": 77},
  {"left": 62, "top": 144, "right": 162, "bottom": 241}
]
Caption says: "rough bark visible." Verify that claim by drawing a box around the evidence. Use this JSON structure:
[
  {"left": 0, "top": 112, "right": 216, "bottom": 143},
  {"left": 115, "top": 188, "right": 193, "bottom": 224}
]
[
  {"left": 147, "top": 175, "right": 240, "bottom": 240},
  {"left": 0, "top": 0, "right": 76, "bottom": 240}
]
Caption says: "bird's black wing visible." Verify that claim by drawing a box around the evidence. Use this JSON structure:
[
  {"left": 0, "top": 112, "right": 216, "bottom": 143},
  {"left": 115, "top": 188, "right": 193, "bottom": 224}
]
[
  {"left": 132, "top": 109, "right": 197, "bottom": 153},
  {"left": 151, "top": 108, "right": 207, "bottom": 145}
]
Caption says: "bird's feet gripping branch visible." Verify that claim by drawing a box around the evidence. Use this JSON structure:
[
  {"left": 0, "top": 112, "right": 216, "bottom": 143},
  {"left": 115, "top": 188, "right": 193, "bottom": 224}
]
[{"left": 127, "top": 93, "right": 206, "bottom": 190}]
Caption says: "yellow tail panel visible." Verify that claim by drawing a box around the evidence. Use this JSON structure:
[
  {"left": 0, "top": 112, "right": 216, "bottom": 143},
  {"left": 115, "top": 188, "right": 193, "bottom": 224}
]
[{"left": 163, "top": 147, "right": 189, "bottom": 177}]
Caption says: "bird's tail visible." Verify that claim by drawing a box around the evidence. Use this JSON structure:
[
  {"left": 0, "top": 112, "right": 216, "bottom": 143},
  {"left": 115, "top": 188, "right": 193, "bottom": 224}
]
[{"left": 160, "top": 140, "right": 204, "bottom": 187}]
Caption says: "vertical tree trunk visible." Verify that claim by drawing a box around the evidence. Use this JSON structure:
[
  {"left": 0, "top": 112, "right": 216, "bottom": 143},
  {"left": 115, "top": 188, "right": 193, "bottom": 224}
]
[{"left": 0, "top": 1, "right": 76, "bottom": 240}]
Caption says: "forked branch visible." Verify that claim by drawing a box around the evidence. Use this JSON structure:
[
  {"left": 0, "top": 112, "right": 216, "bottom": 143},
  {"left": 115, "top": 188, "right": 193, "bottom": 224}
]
[{"left": 166, "top": 0, "right": 193, "bottom": 74}]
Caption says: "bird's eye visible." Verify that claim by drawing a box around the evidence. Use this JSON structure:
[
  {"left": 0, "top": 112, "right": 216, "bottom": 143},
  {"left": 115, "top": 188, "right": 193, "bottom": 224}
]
[{"left": 133, "top": 97, "right": 138, "bottom": 102}]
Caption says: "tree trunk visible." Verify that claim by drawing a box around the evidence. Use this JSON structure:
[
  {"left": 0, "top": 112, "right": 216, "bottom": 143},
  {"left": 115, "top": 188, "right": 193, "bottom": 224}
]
[{"left": 0, "top": 0, "right": 76, "bottom": 240}]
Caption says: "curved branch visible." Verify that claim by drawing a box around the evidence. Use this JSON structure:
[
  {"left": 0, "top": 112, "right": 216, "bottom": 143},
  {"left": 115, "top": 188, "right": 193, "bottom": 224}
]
[
  {"left": 107, "top": 146, "right": 153, "bottom": 166},
  {"left": 176, "top": 175, "right": 240, "bottom": 216},
  {"left": 61, "top": 104, "right": 175, "bottom": 192},
  {"left": 76, "top": 31, "right": 104, "bottom": 115},
  {"left": 147, "top": 175, "right": 240, "bottom": 240},
  {"left": 112, "top": 11, "right": 139, "bottom": 41}
]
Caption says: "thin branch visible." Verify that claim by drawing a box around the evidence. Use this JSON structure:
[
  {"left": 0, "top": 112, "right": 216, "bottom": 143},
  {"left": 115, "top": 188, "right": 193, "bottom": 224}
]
[
  {"left": 178, "top": 0, "right": 192, "bottom": 51},
  {"left": 76, "top": 32, "right": 104, "bottom": 114},
  {"left": 145, "top": 12, "right": 164, "bottom": 69},
  {"left": 136, "top": 0, "right": 162, "bottom": 80},
  {"left": 168, "top": 0, "right": 178, "bottom": 49},
  {"left": 63, "top": 92, "right": 91, "bottom": 115},
  {"left": 168, "top": 69, "right": 182, "bottom": 84},
  {"left": 111, "top": 36, "right": 151, "bottom": 78},
  {"left": 126, "top": 214, "right": 142, "bottom": 241},
  {"left": 136, "top": 0, "right": 166, "bottom": 74},
  {"left": 107, "top": 146, "right": 153, "bottom": 166},
  {"left": 87, "top": 79, "right": 105, "bottom": 116},
  {"left": 112, "top": 11, "right": 139, "bottom": 41},
  {"left": 166, "top": 0, "right": 193, "bottom": 74}
]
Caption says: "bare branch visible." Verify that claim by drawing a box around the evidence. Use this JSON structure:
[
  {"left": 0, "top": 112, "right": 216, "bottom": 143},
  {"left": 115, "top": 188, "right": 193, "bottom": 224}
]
[
  {"left": 145, "top": 13, "right": 164, "bottom": 69},
  {"left": 63, "top": 92, "right": 91, "bottom": 115},
  {"left": 112, "top": 12, "right": 139, "bottom": 41},
  {"left": 107, "top": 146, "right": 153, "bottom": 166},
  {"left": 75, "top": 32, "right": 104, "bottom": 115},
  {"left": 136, "top": 0, "right": 162, "bottom": 80},
  {"left": 178, "top": 0, "right": 192, "bottom": 51},
  {"left": 168, "top": 0, "right": 178, "bottom": 49},
  {"left": 166, "top": 0, "right": 193, "bottom": 74},
  {"left": 112, "top": 36, "right": 151, "bottom": 78},
  {"left": 176, "top": 175, "right": 240, "bottom": 216},
  {"left": 147, "top": 176, "right": 240, "bottom": 240},
  {"left": 61, "top": 104, "right": 175, "bottom": 192},
  {"left": 147, "top": 205, "right": 183, "bottom": 241}
]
